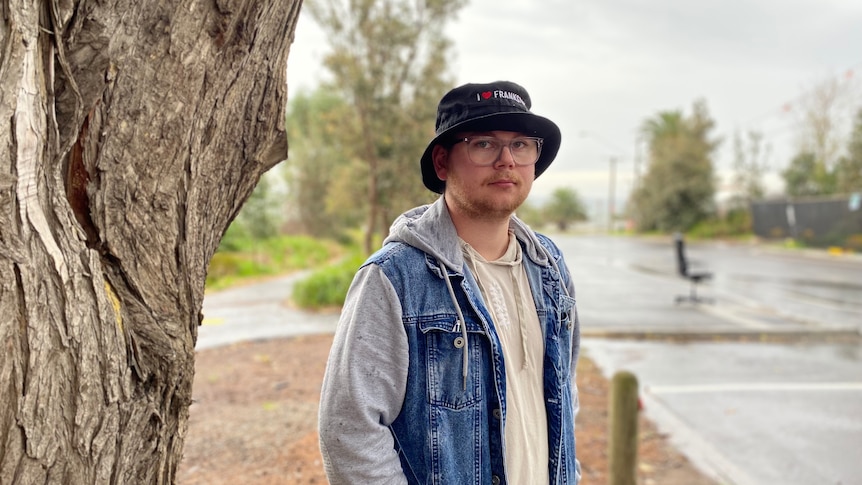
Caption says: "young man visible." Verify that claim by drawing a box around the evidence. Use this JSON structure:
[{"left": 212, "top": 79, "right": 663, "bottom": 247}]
[{"left": 319, "top": 81, "right": 581, "bottom": 484}]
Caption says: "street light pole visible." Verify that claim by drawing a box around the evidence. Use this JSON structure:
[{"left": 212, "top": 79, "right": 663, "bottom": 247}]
[{"left": 608, "top": 156, "right": 617, "bottom": 233}]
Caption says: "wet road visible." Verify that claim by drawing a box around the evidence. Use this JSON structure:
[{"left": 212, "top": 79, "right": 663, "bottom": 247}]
[
  {"left": 556, "top": 235, "right": 862, "bottom": 484},
  {"left": 198, "top": 270, "right": 338, "bottom": 350},
  {"left": 557, "top": 235, "right": 862, "bottom": 335}
]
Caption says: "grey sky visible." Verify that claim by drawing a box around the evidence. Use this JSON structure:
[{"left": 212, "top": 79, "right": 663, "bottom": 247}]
[{"left": 287, "top": 0, "right": 862, "bottom": 205}]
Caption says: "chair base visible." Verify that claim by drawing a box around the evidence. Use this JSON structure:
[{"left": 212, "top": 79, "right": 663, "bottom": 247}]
[
  {"left": 674, "top": 294, "right": 714, "bottom": 304},
  {"left": 674, "top": 283, "right": 714, "bottom": 304}
]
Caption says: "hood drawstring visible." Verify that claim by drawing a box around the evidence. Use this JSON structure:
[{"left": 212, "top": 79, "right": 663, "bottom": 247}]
[{"left": 440, "top": 261, "right": 470, "bottom": 391}]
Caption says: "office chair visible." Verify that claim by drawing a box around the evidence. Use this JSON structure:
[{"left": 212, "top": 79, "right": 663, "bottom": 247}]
[{"left": 673, "top": 233, "right": 713, "bottom": 304}]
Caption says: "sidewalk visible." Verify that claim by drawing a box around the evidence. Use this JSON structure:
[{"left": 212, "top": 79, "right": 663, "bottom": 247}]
[{"left": 198, "top": 272, "right": 339, "bottom": 351}]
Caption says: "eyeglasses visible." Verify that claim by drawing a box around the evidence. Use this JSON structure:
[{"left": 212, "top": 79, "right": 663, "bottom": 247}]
[{"left": 455, "top": 136, "right": 544, "bottom": 166}]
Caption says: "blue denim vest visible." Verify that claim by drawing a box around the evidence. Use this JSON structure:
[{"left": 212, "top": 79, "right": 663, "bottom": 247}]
[{"left": 366, "top": 233, "right": 580, "bottom": 485}]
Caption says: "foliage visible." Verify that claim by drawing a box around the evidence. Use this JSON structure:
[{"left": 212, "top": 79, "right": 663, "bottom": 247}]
[
  {"left": 219, "top": 173, "right": 285, "bottom": 250},
  {"left": 304, "top": 0, "right": 460, "bottom": 253},
  {"left": 291, "top": 252, "right": 368, "bottom": 309},
  {"left": 688, "top": 208, "right": 752, "bottom": 239},
  {"left": 628, "top": 100, "right": 720, "bottom": 232},
  {"left": 544, "top": 187, "right": 588, "bottom": 231},
  {"left": 834, "top": 108, "right": 862, "bottom": 194},
  {"left": 729, "top": 130, "right": 769, "bottom": 208},
  {"left": 781, "top": 76, "right": 861, "bottom": 197},
  {"left": 782, "top": 151, "right": 835, "bottom": 197},
  {"left": 516, "top": 199, "right": 547, "bottom": 230},
  {"left": 206, "top": 236, "right": 337, "bottom": 291},
  {"left": 283, "top": 88, "right": 363, "bottom": 240},
  {"left": 782, "top": 107, "right": 862, "bottom": 197}
]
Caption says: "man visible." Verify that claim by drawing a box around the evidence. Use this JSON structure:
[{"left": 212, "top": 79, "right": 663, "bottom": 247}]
[{"left": 319, "top": 81, "right": 581, "bottom": 484}]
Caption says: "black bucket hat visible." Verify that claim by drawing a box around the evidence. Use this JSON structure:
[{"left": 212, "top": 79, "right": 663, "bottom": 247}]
[{"left": 420, "top": 81, "right": 561, "bottom": 193}]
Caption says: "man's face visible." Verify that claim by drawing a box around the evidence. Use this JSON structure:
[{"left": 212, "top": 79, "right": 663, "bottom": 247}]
[{"left": 432, "top": 130, "right": 536, "bottom": 221}]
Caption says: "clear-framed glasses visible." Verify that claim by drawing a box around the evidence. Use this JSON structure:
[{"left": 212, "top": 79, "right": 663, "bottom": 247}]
[{"left": 456, "top": 136, "right": 544, "bottom": 166}]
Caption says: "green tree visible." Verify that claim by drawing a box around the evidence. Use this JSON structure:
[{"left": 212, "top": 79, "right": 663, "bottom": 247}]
[
  {"left": 306, "top": 0, "right": 460, "bottom": 253},
  {"left": 219, "top": 173, "right": 285, "bottom": 251},
  {"left": 783, "top": 151, "right": 835, "bottom": 197},
  {"left": 629, "top": 100, "right": 719, "bottom": 232},
  {"left": 283, "top": 88, "right": 362, "bottom": 239},
  {"left": 729, "top": 130, "right": 769, "bottom": 209},
  {"left": 834, "top": 108, "right": 862, "bottom": 194},
  {"left": 783, "top": 75, "right": 860, "bottom": 197},
  {"left": 544, "top": 188, "right": 588, "bottom": 231},
  {"left": 515, "top": 199, "right": 546, "bottom": 229}
]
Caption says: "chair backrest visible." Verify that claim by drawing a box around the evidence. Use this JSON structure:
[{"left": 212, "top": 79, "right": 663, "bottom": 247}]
[{"left": 674, "top": 233, "right": 689, "bottom": 277}]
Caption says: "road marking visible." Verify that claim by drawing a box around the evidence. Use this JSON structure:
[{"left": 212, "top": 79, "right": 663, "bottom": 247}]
[
  {"left": 201, "top": 317, "right": 225, "bottom": 326},
  {"left": 647, "top": 382, "right": 862, "bottom": 394}
]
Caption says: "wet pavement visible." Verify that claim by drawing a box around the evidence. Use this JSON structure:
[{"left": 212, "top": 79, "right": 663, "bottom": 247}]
[
  {"left": 198, "top": 234, "right": 862, "bottom": 484},
  {"left": 584, "top": 338, "right": 862, "bottom": 485},
  {"left": 197, "top": 270, "right": 338, "bottom": 350},
  {"left": 557, "top": 235, "right": 862, "bottom": 485}
]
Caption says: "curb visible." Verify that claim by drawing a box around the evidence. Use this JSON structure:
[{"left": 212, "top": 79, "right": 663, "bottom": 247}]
[{"left": 581, "top": 326, "right": 862, "bottom": 342}]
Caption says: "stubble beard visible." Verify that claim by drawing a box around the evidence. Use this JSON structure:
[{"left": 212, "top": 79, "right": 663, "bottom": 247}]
[{"left": 446, "top": 171, "right": 530, "bottom": 222}]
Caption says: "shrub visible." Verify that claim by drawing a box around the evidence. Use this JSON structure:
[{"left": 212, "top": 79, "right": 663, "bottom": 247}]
[
  {"left": 206, "top": 236, "right": 339, "bottom": 291},
  {"left": 292, "top": 253, "right": 367, "bottom": 310}
]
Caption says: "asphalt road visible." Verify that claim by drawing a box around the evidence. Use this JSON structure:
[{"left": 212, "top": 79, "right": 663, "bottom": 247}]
[
  {"left": 198, "top": 234, "right": 862, "bottom": 485},
  {"left": 556, "top": 234, "right": 862, "bottom": 485}
]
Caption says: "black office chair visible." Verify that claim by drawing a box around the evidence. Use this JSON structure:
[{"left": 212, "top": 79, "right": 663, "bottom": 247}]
[{"left": 673, "top": 233, "right": 713, "bottom": 304}]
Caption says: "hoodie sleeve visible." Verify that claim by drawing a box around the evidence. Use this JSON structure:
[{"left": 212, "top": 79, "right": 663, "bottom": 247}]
[{"left": 318, "top": 263, "right": 409, "bottom": 485}]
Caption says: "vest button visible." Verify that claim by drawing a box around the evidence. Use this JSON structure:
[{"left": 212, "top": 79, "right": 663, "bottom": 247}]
[
  {"left": 493, "top": 408, "right": 502, "bottom": 419},
  {"left": 453, "top": 337, "right": 465, "bottom": 348},
  {"left": 491, "top": 475, "right": 501, "bottom": 485}
]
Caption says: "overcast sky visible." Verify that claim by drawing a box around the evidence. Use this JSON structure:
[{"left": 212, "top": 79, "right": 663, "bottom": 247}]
[{"left": 286, "top": 0, "right": 862, "bottom": 211}]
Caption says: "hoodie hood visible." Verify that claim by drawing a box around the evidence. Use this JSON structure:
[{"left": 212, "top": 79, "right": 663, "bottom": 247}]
[{"left": 383, "top": 197, "right": 552, "bottom": 275}]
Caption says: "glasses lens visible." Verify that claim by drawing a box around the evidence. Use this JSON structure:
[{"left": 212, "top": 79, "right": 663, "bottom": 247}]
[{"left": 465, "top": 137, "right": 542, "bottom": 165}]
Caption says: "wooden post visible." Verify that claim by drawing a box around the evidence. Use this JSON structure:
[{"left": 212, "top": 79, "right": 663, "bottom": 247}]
[{"left": 609, "top": 371, "right": 639, "bottom": 485}]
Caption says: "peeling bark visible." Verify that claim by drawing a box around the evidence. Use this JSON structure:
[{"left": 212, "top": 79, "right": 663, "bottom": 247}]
[{"left": 0, "top": 0, "right": 300, "bottom": 483}]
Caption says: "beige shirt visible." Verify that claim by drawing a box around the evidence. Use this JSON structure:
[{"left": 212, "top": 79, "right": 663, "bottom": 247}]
[{"left": 461, "top": 233, "right": 549, "bottom": 484}]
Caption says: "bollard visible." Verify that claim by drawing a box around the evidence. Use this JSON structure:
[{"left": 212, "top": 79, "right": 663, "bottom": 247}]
[{"left": 608, "top": 370, "right": 639, "bottom": 485}]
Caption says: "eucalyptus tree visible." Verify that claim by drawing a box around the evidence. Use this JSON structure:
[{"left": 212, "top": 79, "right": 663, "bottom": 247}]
[
  {"left": 0, "top": 1, "right": 299, "bottom": 482},
  {"left": 305, "top": 0, "right": 461, "bottom": 253}
]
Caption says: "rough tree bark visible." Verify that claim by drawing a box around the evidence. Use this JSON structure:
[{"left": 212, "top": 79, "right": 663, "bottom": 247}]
[{"left": 0, "top": 0, "right": 300, "bottom": 483}]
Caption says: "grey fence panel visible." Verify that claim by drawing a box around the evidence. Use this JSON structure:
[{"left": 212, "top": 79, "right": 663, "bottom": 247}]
[{"left": 751, "top": 195, "right": 862, "bottom": 249}]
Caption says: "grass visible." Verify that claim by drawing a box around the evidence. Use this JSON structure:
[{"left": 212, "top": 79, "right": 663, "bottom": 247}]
[
  {"left": 206, "top": 236, "right": 339, "bottom": 291},
  {"left": 206, "top": 233, "right": 369, "bottom": 311}
]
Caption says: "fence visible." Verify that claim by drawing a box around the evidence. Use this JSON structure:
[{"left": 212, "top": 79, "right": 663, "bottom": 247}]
[{"left": 750, "top": 194, "right": 862, "bottom": 250}]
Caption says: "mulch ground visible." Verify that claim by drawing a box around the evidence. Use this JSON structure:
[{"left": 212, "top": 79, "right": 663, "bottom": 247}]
[{"left": 177, "top": 333, "right": 716, "bottom": 485}]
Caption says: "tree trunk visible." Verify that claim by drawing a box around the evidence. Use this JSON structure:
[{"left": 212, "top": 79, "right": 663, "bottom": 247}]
[{"left": 0, "top": 0, "right": 300, "bottom": 483}]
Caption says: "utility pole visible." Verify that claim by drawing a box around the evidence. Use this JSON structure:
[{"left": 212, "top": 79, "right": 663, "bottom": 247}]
[
  {"left": 608, "top": 156, "right": 617, "bottom": 233},
  {"left": 633, "top": 135, "right": 642, "bottom": 190}
]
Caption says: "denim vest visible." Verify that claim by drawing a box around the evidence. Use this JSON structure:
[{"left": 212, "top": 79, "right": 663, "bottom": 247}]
[{"left": 367, "top": 234, "right": 580, "bottom": 485}]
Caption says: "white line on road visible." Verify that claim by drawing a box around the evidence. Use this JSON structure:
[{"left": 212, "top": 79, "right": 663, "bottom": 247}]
[{"left": 647, "top": 382, "right": 862, "bottom": 394}]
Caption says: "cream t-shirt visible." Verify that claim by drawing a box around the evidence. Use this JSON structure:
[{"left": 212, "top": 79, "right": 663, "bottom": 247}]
[{"left": 461, "top": 234, "right": 549, "bottom": 484}]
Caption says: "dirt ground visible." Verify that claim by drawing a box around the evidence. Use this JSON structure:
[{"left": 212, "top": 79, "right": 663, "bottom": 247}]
[{"left": 177, "top": 333, "right": 717, "bottom": 485}]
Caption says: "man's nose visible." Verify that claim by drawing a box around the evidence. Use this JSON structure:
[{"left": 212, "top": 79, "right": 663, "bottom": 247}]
[{"left": 494, "top": 144, "right": 516, "bottom": 168}]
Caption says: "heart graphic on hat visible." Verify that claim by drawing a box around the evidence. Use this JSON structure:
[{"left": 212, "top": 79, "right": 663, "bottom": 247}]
[{"left": 481, "top": 91, "right": 492, "bottom": 99}]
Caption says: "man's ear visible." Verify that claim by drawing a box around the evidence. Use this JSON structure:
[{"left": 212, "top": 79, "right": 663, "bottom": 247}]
[{"left": 432, "top": 144, "right": 449, "bottom": 181}]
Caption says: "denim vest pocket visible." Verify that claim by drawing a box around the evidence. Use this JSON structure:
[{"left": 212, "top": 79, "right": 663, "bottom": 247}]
[
  {"left": 554, "top": 294, "right": 578, "bottom": 378},
  {"left": 419, "top": 316, "right": 484, "bottom": 410}
]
